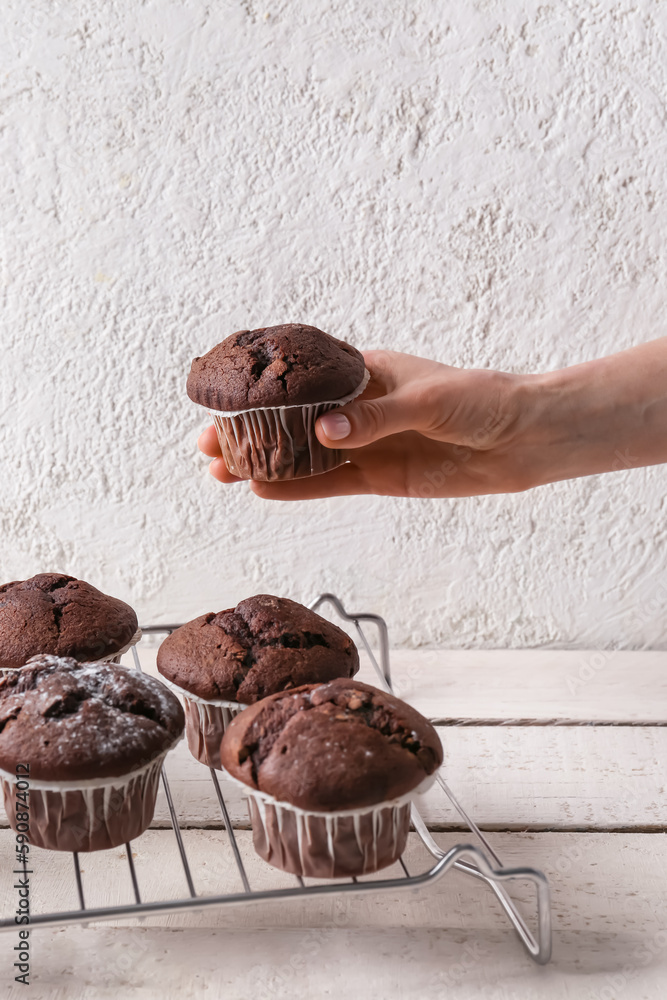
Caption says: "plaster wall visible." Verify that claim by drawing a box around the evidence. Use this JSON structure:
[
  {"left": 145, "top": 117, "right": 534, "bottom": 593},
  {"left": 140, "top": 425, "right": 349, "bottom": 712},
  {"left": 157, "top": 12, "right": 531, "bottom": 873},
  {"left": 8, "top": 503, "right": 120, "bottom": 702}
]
[{"left": 2, "top": 1, "right": 666, "bottom": 648}]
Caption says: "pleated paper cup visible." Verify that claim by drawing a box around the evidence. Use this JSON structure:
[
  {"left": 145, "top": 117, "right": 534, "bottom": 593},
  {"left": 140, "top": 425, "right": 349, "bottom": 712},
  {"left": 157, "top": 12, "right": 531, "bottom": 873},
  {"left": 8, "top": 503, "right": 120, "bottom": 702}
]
[
  {"left": 159, "top": 676, "right": 243, "bottom": 770},
  {"left": 225, "top": 772, "right": 435, "bottom": 879},
  {"left": 105, "top": 626, "right": 143, "bottom": 663},
  {"left": 0, "top": 628, "right": 143, "bottom": 680},
  {"left": 0, "top": 741, "right": 178, "bottom": 853},
  {"left": 208, "top": 369, "right": 370, "bottom": 482}
]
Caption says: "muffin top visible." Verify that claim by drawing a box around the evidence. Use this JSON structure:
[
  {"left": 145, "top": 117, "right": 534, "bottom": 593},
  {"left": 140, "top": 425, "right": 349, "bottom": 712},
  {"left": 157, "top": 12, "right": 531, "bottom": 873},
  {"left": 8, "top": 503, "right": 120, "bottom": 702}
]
[
  {"left": 220, "top": 678, "right": 443, "bottom": 811},
  {"left": 157, "top": 595, "right": 359, "bottom": 704},
  {"left": 0, "top": 656, "right": 184, "bottom": 781},
  {"left": 0, "top": 573, "right": 138, "bottom": 669},
  {"left": 186, "top": 324, "right": 366, "bottom": 410}
]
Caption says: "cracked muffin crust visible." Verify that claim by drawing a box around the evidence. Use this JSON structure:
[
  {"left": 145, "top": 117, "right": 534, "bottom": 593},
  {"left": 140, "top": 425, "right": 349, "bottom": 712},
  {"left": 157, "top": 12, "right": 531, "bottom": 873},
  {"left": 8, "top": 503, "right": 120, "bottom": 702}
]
[
  {"left": 186, "top": 323, "right": 366, "bottom": 411},
  {"left": 156, "top": 595, "right": 360, "bottom": 704},
  {"left": 220, "top": 678, "right": 443, "bottom": 811},
  {"left": 0, "top": 656, "right": 184, "bottom": 781},
  {"left": 0, "top": 573, "right": 138, "bottom": 669}
]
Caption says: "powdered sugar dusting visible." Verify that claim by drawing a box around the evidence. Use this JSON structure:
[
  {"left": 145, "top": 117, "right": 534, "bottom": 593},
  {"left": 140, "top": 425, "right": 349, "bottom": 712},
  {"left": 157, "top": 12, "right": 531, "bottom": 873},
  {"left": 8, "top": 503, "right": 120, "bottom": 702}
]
[{"left": 0, "top": 656, "right": 184, "bottom": 780}]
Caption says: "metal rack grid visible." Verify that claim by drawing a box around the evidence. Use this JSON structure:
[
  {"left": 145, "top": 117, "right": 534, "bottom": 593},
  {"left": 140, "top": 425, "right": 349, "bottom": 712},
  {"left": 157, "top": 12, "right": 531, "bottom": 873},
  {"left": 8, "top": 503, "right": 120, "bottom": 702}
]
[{"left": 0, "top": 593, "right": 552, "bottom": 964}]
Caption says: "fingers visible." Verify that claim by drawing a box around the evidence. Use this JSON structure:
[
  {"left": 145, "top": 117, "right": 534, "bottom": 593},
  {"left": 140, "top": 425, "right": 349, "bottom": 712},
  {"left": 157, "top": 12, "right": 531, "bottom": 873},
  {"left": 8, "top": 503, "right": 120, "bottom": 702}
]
[
  {"left": 250, "top": 463, "right": 371, "bottom": 501},
  {"left": 197, "top": 428, "right": 243, "bottom": 482},
  {"left": 208, "top": 457, "right": 243, "bottom": 484},
  {"left": 359, "top": 349, "right": 402, "bottom": 393},
  {"left": 198, "top": 425, "right": 222, "bottom": 458},
  {"left": 316, "top": 386, "right": 427, "bottom": 451},
  {"left": 207, "top": 456, "right": 366, "bottom": 494},
  {"left": 316, "top": 350, "right": 450, "bottom": 451}
]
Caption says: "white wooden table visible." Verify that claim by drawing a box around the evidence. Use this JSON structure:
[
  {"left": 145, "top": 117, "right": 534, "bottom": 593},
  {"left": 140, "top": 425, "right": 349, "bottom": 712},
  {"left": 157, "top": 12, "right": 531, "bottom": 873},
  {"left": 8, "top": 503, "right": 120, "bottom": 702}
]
[{"left": 2, "top": 646, "right": 666, "bottom": 999}]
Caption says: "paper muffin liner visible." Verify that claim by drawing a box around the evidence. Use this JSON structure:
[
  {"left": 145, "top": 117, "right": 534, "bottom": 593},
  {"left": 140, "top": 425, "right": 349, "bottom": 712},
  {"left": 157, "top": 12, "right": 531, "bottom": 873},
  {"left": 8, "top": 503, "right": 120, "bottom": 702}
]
[
  {"left": 0, "top": 741, "right": 178, "bottom": 853},
  {"left": 104, "top": 626, "right": 143, "bottom": 664},
  {"left": 0, "top": 627, "right": 143, "bottom": 679},
  {"left": 225, "top": 772, "right": 435, "bottom": 878},
  {"left": 207, "top": 368, "right": 370, "bottom": 482},
  {"left": 158, "top": 676, "right": 243, "bottom": 770}
]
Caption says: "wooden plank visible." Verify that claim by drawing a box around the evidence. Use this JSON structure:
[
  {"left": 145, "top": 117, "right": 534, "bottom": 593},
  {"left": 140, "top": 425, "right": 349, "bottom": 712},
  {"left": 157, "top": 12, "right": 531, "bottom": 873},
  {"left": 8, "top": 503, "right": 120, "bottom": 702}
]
[
  {"left": 124, "top": 643, "right": 667, "bottom": 722},
  {"left": 0, "top": 829, "right": 663, "bottom": 931},
  {"left": 391, "top": 648, "right": 667, "bottom": 724},
  {"left": 5, "top": 925, "right": 667, "bottom": 1000},
  {"left": 1, "top": 831, "right": 667, "bottom": 998},
  {"left": 1, "top": 724, "right": 665, "bottom": 832},
  {"left": 416, "top": 724, "right": 667, "bottom": 831},
  {"left": 161, "top": 724, "right": 667, "bottom": 830}
]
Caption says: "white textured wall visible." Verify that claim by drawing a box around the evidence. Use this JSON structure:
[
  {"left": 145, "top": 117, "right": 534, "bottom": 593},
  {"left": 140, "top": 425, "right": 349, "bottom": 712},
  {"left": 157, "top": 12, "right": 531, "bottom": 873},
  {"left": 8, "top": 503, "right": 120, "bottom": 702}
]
[{"left": 2, "top": 1, "right": 666, "bottom": 648}]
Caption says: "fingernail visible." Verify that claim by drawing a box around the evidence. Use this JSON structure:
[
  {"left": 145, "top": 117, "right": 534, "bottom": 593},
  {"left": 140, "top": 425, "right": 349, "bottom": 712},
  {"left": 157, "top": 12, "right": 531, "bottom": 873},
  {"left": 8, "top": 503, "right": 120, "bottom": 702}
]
[{"left": 319, "top": 413, "right": 351, "bottom": 440}]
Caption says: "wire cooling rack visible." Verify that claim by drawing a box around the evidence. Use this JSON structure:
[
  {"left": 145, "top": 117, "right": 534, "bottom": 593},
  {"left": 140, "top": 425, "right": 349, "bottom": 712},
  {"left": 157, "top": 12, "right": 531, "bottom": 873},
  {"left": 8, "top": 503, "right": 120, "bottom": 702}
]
[{"left": 0, "top": 593, "right": 552, "bottom": 964}]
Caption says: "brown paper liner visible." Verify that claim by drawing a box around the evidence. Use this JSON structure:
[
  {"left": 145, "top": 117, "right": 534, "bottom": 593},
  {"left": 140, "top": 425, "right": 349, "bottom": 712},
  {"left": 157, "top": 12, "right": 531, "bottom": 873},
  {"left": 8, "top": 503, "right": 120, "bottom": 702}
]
[
  {"left": 240, "top": 785, "right": 415, "bottom": 878},
  {"left": 105, "top": 626, "right": 143, "bottom": 664},
  {"left": 208, "top": 370, "right": 370, "bottom": 482},
  {"left": 0, "top": 751, "right": 168, "bottom": 853},
  {"left": 183, "top": 696, "right": 242, "bottom": 770}
]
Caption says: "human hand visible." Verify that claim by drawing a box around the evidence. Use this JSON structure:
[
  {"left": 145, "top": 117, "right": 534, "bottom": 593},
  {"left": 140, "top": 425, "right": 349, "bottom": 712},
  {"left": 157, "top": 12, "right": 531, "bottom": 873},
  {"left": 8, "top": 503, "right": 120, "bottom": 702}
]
[
  {"left": 198, "top": 349, "right": 539, "bottom": 499},
  {"left": 198, "top": 339, "right": 667, "bottom": 500}
]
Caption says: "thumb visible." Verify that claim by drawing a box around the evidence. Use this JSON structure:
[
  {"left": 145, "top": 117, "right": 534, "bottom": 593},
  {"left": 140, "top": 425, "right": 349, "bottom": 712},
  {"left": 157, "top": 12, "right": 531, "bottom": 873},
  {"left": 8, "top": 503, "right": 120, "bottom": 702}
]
[{"left": 316, "top": 391, "right": 421, "bottom": 449}]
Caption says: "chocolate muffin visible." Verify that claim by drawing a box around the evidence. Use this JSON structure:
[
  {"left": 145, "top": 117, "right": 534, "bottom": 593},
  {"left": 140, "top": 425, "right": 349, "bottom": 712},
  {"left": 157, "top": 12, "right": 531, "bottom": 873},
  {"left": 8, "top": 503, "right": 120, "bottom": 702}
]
[
  {"left": 187, "top": 324, "right": 368, "bottom": 481},
  {"left": 158, "top": 595, "right": 359, "bottom": 703},
  {"left": 0, "top": 573, "right": 139, "bottom": 669},
  {"left": 157, "top": 595, "right": 360, "bottom": 769},
  {"left": 221, "top": 678, "right": 441, "bottom": 809},
  {"left": 187, "top": 324, "right": 366, "bottom": 411},
  {"left": 0, "top": 656, "right": 184, "bottom": 851},
  {"left": 220, "top": 678, "right": 443, "bottom": 877}
]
